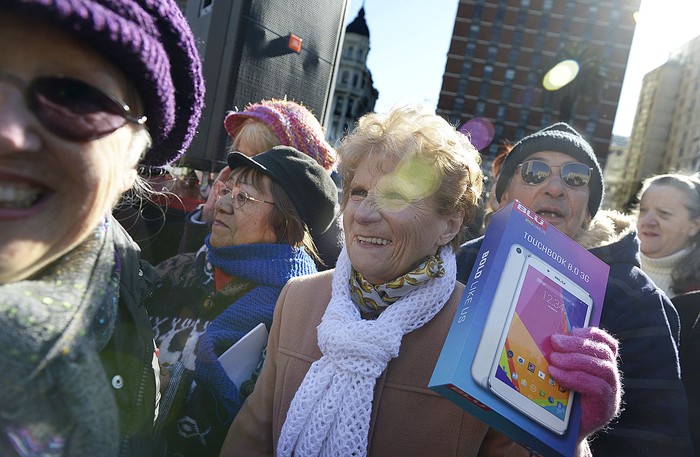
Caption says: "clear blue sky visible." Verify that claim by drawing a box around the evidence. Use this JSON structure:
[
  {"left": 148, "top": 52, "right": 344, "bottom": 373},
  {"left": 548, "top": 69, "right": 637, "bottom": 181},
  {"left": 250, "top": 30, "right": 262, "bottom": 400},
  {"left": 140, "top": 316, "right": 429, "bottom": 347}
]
[
  {"left": 347, "top": 0, "right": 700, "bottom": 137},
  {"left": 346, "top": 0, "right": 457, "bottom": 113}
]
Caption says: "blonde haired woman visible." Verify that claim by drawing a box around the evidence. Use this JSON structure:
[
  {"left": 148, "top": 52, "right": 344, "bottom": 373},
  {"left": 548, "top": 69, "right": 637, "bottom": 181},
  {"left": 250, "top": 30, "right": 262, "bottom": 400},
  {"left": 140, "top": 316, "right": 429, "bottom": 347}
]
[{"left": 221, "top": 106, "right": 620, "bottom": 457}]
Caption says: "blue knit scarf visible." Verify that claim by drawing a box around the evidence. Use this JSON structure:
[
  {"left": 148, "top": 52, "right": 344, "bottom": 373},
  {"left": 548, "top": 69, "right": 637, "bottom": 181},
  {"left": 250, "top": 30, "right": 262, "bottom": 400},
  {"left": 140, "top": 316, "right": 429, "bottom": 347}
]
[{"left": 193, "top": 236, "right": 317, "bottom": 421}]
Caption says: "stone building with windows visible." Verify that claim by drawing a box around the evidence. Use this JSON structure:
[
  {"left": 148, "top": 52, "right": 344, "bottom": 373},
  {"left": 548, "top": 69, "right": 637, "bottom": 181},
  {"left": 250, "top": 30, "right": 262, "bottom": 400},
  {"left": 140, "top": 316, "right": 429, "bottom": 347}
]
[
  {"left": 604, "top": 35, "right": 700, "bottom": 210},
  {"left": 326, "top": 7, "right": 378, "bottom": 145}
]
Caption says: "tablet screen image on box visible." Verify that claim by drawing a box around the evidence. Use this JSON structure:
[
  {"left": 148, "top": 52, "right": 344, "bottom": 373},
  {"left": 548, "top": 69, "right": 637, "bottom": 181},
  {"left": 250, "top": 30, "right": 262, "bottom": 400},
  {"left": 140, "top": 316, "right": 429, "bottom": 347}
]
[
  {"left": 487, "top": 252, "right": 593, "bottom": 435},
  {"left": 430, "top": 200, "right": 610, "bottom": 456},
  {"left": 471, "top": 244, "right": 530, "bottom": 389}
]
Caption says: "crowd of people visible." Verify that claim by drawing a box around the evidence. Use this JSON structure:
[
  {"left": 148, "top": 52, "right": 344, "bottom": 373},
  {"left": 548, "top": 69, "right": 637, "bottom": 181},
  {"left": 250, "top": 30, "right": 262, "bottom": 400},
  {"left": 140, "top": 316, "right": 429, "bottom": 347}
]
[{"left": 1, "top": 1, "right": 699, "bottom": 457}]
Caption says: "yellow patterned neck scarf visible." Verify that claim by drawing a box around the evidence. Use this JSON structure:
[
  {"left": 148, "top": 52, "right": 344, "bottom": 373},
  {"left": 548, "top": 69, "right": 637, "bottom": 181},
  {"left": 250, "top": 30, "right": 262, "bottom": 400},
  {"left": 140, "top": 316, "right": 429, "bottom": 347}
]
[{"left": 349, "top": 254, "right": 445, "bottom": 318}]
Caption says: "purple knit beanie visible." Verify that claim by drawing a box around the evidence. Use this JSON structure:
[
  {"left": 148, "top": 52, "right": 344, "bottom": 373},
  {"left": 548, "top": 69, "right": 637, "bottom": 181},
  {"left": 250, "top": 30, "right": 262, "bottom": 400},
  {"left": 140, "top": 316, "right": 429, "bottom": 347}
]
[
  {"left": 223, "top": 99, "right": 337, "bottom": 172},
  {"left": 3, "top": 0, "right": 205, "bottom": 167}
]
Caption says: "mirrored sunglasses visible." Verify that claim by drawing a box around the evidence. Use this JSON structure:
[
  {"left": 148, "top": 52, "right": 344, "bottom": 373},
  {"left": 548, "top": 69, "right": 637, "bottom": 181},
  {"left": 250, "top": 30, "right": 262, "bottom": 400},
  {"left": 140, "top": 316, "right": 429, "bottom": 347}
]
[
  {"left": 0, "top": 72, "right": 146, "bottom": 142},
  {"left": 518, "top": 159, "right": 592, "bottom": 188}
]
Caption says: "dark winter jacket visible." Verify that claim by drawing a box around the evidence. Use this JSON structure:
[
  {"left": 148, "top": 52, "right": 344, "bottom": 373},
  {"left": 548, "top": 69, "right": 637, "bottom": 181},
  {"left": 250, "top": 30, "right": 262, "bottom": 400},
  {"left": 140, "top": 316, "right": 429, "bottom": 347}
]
[
  {"left": 147, "top": 242, "right": 318, "bottom": 456},
  {"left": 674, "top": 290, "right": 700, "bottom": 452},
  {"left": 106, "top": 218, "right": 160, "bottom": 457},
  {"left": 0, "top": 218, "right": 158, "bottom": 457},
  {"left": 456, "top": 210, "right": 694, "bottom": 456}
]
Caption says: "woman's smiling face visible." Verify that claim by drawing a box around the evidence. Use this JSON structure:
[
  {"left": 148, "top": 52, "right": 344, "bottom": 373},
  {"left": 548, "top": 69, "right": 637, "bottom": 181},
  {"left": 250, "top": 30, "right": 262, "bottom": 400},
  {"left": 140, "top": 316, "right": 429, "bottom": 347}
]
[
  {"left": 343, "top": 154, "right": 461, "bottom": 285},
  {"left": 0, "top": 14, "right": 142, "bottom": 283}
]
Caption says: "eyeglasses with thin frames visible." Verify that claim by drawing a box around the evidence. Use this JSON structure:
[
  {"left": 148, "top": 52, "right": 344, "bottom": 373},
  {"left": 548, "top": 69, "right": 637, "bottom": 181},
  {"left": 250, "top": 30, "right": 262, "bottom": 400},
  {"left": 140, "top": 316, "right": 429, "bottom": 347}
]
[
  {"left": 217, "top": 187, "right": 275, "bottom": 209},
  {"left": 0, "top": 71, "right": 146, "bottom": 142}
]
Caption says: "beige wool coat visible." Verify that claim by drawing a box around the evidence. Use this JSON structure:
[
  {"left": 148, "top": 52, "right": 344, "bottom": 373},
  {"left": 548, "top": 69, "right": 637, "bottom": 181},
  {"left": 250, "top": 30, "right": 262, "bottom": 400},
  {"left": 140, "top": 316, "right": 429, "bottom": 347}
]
[{"left": 220, "top": 270, "right": 530, "bottom": 457}]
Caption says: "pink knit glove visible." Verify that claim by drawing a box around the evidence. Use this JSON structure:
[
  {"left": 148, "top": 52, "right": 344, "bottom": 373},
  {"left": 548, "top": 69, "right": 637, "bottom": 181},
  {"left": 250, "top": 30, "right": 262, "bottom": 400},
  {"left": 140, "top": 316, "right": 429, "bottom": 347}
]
[{"left": 549, "top": 327, "right": 622, "bottom": 439}]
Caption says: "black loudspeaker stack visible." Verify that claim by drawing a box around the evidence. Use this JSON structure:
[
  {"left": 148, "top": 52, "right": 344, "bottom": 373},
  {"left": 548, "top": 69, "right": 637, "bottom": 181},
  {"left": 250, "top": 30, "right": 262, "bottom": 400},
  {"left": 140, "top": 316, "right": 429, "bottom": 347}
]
[{"left": 182, "top": 0, "right": 349, "bottom": 172}]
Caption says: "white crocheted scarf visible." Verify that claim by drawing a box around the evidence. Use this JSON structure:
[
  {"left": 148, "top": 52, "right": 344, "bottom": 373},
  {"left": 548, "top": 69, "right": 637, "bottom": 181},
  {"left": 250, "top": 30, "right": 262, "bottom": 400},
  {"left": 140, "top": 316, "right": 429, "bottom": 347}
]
[{"left": 277, "top": 245, "right": 456, "bottom": 457}]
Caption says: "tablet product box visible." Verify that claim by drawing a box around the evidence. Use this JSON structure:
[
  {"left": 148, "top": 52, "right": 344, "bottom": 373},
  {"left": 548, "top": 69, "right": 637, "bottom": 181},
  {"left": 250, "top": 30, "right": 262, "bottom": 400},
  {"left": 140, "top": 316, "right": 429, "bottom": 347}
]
[{"left": 430, "top": 200, "right": 610, "bottom": 457}]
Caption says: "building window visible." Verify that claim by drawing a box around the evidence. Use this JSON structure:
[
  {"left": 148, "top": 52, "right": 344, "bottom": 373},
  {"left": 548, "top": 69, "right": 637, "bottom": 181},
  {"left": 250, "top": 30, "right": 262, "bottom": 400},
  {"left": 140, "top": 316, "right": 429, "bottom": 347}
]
[
  {"left": 347, "top": 46, "right": 354, "bottom": 58},
  {"left": 505, "top": 69, "right": 515, "bottom": 80},
  {"left": 331, "top": 121, "right": 339, "bottom": 137},
  {"left": 357, "top": 48, "right": 364, "bottom": 61},
  {"left": 341, "top": 71, "right": 349, "bottom": 85},
  {"left": 466, "top": 42, "right": 476, "bottom": 58},
  {"left": 352, "top": 73, "right": 359, "bottom": 88},
  {"left": 346, "top": 98, "right": 355, "bottom": 117},
  {"left": 334, "top": 96, "right": 343, "bottom": 115},
  {"left": 496, "top": 7, "right": 505, "bottom": 22}
]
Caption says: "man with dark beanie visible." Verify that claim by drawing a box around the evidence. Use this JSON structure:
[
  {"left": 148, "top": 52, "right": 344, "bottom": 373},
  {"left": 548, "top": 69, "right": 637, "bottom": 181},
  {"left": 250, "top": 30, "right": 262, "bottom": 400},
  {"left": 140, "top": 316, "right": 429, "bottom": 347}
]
[{"left": 457, "top": 123, "right": 694, "bottom": 456}]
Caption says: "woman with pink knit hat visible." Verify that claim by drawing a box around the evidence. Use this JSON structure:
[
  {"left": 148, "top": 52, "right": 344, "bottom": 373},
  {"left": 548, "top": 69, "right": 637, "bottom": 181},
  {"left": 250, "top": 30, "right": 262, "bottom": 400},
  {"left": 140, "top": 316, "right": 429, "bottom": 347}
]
[
  {"left": 181, "top": 99, "right": 343, "bottom": 268},
  {"left": 224, "top": 98, "right": 338, "bottom": 172}
]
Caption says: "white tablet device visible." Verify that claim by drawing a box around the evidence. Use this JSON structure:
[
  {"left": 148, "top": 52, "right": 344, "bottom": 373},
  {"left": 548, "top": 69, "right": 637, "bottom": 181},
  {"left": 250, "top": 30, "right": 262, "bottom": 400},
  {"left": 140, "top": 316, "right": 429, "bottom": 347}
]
[
  {"left": 487, "top": 253, "right": 593, "bottom": 435},
  {"left": 471, "top": 244, "right": 531, "bottom": 388}
]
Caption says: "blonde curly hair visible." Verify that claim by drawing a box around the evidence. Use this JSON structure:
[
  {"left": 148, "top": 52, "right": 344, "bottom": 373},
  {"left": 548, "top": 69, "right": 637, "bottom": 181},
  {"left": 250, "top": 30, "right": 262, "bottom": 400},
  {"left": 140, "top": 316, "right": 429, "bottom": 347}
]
[{"left": 337, "top": 105, "right": 483, "bottom": 251}]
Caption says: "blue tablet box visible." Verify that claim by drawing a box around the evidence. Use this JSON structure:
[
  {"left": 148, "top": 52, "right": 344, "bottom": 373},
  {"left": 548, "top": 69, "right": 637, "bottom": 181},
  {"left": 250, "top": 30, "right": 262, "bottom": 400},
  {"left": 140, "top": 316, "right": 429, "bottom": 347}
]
[{"left": 430, "top": 200, "right": 609, "bottom": 457}]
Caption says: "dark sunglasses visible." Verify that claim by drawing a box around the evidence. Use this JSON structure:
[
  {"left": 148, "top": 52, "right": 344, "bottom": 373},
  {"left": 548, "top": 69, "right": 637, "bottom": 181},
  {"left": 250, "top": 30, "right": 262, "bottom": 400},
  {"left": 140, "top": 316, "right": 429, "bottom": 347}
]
[
  {"left": 517, "top": 159, "right": 592, "bottom": 188},
  {"left": 0, "top": 72, "right": 146, "bottom": 141}
]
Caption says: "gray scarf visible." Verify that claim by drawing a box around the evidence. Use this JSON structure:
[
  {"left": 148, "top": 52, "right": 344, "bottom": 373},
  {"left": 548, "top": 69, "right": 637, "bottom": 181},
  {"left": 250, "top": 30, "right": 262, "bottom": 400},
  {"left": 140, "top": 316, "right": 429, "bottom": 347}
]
[{"left": 0, "top": 219, "right": 120, "bottom": 456}]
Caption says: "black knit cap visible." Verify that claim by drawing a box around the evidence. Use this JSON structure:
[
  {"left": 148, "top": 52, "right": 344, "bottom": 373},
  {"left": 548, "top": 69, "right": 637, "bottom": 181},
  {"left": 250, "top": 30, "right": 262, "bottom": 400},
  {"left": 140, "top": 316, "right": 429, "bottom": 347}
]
[
  {"left": 495, "top": 122, "right": 604, "bottom": 217},
  {"left": 227, "top": 146, "right": 338, "bottom": 235}
]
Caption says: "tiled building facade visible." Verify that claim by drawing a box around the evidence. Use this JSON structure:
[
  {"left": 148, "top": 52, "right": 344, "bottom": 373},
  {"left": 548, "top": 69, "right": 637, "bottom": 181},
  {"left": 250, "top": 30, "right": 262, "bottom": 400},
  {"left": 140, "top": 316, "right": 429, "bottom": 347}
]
[{"left": 437, "top": 0, "right": 640, "bottom": 169}]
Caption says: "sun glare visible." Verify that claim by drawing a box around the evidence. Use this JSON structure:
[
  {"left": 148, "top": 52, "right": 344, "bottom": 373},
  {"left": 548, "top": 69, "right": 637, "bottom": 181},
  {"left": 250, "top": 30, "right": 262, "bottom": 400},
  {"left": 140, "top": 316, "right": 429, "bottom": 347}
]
[
  {"left": 634, "top": 0, "right": 700, "bottom": 59},
  {"left": 542, "top": 60, "right": 580, "bottom": 91}
]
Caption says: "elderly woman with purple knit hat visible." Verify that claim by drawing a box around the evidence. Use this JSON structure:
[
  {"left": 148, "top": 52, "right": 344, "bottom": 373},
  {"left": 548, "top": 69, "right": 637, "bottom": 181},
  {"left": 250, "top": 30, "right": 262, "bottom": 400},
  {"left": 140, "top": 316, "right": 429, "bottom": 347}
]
[
  {"left": 181, "top": 98, "right": 343, "bottom": 268},
  {"left": 0, "top": 1, "right": 204, "bottom": 456}
]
